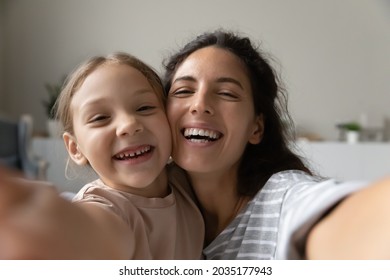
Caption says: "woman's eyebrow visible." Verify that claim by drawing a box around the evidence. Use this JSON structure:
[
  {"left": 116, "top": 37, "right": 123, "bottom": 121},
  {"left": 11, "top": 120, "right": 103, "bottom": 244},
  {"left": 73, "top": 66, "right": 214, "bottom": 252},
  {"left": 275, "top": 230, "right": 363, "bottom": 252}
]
[
  {"left": 172, "top": 75, "right": 196, "bottom": 84},
  {"left": 172, "top": 76, "right": 243, "bottom": 90},
  {"left": 216, "top": 77, "right": 244, "bottom": 89}
]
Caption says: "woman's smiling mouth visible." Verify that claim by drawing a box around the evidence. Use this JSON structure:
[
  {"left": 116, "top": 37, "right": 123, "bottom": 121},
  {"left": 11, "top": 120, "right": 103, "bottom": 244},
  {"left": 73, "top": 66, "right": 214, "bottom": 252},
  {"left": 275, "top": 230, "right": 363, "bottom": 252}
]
[{"left": 182, "top": 128, "right": 222, "bottom": 143}]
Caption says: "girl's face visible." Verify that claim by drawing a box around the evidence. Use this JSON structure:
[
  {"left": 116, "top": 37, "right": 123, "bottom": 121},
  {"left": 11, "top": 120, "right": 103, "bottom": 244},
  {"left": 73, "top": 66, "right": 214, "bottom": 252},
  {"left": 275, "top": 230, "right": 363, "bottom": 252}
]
[
  {"left": 64, "top": 64, "right": 171, "bottom": 196},
  {"left": 167, "top": 46, "right": 263, "bottom": 177}
]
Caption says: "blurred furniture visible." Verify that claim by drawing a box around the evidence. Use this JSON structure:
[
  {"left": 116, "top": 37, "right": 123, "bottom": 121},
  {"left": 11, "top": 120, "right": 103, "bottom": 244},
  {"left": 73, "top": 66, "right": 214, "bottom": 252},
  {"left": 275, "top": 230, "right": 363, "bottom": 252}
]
[
  {"left": 32, "top": 138, "right": 97, "bottom": 193},
  {"left": 296, "top": 140, "right": 390, "bottom": 181},
  {"left": 31, "top": 137, "right": 390, "bottom": 193},
  {"left": 0, "top": 115, "right": 48, "bottom": 179}
]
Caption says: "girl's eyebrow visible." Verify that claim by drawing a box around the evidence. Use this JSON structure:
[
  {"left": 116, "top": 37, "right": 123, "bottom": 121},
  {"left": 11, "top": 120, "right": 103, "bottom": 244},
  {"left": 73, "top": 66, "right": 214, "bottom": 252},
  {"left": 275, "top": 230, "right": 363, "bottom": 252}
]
[
  {"left": 172, "top": 76, "right": 243, "bottom": 90},
  {"left": 80, "top": 89, "right": 155, "bottom": 109},
  {"left": 79, "top": 98, "right": 105, "bottom": 110}
]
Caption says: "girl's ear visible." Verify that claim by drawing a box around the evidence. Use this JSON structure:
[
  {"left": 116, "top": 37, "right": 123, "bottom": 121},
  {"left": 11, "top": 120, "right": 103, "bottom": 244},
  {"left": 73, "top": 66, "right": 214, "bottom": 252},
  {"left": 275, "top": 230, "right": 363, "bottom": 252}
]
[
  {"left": 63, "top": 132, "right": 88, "bottom": 165},
  {"left": 249, "top": 114, "right": 264, "bottom": 145}
]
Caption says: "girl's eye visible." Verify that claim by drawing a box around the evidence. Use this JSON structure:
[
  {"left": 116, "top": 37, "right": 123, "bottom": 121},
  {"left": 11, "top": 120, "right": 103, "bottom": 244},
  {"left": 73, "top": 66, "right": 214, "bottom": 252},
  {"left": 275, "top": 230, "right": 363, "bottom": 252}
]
[
  {"left": 137, "top": 105, "right": 156, "bottom": 112},
  {"left": 89, "top": 115, "right": 109, "bottom": 123}
]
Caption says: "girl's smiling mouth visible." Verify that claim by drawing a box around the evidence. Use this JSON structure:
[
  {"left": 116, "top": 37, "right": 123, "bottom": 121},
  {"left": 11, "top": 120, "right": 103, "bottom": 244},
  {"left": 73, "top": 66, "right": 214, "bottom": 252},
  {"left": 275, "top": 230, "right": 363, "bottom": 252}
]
[{"left": 114, "top": 145, "right": 153, "bottom": 160}]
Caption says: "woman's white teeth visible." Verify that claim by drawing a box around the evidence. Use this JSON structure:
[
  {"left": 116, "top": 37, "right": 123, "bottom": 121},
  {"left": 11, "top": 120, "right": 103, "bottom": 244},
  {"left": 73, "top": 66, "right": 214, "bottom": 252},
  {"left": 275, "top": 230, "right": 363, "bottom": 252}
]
[
  {"left": 116, "top": 146, "right": 151, "bottom": 159},
  {"left": 183, "top": 128, "right": 220, "bottom": 141}
]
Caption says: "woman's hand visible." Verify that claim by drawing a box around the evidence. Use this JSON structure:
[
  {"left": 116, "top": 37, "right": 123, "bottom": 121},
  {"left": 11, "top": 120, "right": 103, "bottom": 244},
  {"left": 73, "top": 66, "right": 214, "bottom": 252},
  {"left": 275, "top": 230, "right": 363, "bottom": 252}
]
[{"left": 306, "top": 177, "right": 390, "bottom": 259}]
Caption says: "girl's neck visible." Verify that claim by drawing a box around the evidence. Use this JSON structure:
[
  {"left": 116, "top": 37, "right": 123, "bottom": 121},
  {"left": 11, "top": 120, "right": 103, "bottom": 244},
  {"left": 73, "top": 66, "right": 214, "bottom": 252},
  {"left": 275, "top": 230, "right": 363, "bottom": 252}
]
[
  {"left": 188, "top": 170, "right": 250, "bottom": 245},
  {"left": 103, "top": 168, "right": 169, "bottom": 198}
]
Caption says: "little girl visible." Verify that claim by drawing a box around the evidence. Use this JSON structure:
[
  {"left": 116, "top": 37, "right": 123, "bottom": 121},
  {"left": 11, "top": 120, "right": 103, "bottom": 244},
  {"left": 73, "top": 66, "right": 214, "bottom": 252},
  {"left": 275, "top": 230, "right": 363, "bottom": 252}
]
[{"left": 0, "top": 52, "right": 204, "bottom": 259}]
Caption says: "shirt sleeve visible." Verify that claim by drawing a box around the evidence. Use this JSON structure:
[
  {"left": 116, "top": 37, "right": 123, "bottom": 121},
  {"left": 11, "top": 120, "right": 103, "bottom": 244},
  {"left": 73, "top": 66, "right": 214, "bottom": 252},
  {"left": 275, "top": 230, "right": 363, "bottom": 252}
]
[
  {"left": 275, "top": 178, "right": 369, "bottom": 259},
  {"left": 72, "top": 183, "right": 132, "bottom": 225}
]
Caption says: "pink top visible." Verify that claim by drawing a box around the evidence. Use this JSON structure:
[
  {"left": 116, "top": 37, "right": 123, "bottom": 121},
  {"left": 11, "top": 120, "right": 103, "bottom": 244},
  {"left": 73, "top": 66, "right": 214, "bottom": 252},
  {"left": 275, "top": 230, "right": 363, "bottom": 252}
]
[{"left": 72, "top": 165, "right": 204, "bottom": 259}]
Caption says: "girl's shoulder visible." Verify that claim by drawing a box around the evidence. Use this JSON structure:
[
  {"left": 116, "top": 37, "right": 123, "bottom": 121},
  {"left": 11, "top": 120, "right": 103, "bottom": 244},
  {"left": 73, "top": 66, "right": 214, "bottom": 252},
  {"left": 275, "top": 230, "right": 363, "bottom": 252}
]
[{"left": 166, "top": 162, "right": 194, "bottom": 197}]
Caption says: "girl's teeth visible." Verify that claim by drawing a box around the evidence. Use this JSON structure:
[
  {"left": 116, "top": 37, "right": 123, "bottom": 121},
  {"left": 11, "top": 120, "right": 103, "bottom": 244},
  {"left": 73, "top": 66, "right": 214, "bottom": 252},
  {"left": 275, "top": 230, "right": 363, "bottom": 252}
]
[{"left": 116, "top": 146, "right": 151, "bottom": 160}]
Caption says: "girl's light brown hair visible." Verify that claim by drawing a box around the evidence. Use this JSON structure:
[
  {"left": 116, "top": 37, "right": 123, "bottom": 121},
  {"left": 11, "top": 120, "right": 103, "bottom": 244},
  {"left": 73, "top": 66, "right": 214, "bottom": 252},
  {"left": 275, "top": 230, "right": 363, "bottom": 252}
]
[{"left": 54, "top": 52, "right": 165, "bottom": 135}]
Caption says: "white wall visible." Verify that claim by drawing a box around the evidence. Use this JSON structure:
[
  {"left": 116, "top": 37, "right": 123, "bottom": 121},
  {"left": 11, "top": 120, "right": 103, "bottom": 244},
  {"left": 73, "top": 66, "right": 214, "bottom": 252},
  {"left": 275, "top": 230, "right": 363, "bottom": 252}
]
[{"left": 2, "top": 0, "right": 390, "bottom": 140}]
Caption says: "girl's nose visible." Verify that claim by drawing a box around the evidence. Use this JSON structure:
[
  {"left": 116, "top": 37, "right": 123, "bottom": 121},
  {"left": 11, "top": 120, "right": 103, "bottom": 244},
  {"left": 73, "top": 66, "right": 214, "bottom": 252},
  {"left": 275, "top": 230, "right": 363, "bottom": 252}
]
[
  {"left": 189, "top": 89, "right": 214, "bottom": 115},
  {"left": 116, "top": 116, "right": 143, "bottom": 137}
]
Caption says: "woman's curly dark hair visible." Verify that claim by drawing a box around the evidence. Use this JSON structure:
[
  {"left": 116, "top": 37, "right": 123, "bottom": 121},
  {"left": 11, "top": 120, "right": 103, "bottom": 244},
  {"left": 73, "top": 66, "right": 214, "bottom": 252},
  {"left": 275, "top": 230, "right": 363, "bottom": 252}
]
[{"left": 163, "top": 30, "right": 311, "bottom": 196}]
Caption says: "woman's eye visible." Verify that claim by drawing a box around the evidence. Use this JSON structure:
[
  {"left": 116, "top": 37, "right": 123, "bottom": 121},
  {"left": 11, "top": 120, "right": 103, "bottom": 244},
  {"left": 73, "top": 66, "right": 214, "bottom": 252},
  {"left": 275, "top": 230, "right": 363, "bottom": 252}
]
[
  {"left": 170, "top": 89, "right": 193, "bottom": 96},
  {"left": 219, "top": 92, "right": 238, "bottom": 99}
]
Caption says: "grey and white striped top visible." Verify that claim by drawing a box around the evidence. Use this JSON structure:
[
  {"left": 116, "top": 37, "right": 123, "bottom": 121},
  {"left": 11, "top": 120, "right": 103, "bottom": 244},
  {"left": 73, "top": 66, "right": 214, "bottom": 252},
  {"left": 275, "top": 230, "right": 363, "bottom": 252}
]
[{"left": 203, "top": 170, "right": 367, "bottom": 259}]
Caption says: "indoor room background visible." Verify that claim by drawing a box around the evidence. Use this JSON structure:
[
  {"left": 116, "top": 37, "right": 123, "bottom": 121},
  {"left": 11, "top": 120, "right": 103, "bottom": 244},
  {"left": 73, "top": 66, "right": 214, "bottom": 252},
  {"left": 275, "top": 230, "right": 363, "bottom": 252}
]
[{"left": 0, "top": 0, "right": 389, "bottom": 192}]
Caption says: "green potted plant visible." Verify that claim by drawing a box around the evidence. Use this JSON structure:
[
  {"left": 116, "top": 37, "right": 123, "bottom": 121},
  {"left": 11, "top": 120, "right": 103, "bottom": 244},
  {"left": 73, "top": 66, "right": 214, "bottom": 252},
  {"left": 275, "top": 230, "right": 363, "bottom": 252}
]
[
  {"left": 337, "top": 122, "right": 361, "bottom": 143},
  {"left": 341, "top": 122, "right": 361, "bottom": 132},
  {"left": 42, "top": 82, "right": 61, "bottom": 119},
  {"left": 42, "top": 76, "right": 65, "bottom": 137}
]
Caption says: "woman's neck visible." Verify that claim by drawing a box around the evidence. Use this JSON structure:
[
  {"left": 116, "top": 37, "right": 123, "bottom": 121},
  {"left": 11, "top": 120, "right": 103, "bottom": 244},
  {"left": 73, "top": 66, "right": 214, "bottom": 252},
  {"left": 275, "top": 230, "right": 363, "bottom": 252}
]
[{"left": 188, "top": 170, "right": 250, "bottom": 245}]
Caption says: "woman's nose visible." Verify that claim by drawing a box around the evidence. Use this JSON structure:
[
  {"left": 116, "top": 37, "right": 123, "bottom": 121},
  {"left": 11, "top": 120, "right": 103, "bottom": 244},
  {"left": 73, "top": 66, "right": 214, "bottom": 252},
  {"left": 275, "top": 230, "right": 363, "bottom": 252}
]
[
  {"left": 189, "top": 90, "right": 214, "bottom": 115},
  {"left": 116, "top": 115, "right": 143, "bottom": 137}
]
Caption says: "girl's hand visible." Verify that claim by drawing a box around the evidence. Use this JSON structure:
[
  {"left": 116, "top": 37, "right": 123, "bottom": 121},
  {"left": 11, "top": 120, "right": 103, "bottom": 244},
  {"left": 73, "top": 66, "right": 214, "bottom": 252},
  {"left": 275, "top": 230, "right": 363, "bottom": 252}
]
[
  {"left": 0, "top": 167, "right": 129, "bottom": 259},
  {"left": 0, "top": 167, "right": 66, "bottom": 258}
]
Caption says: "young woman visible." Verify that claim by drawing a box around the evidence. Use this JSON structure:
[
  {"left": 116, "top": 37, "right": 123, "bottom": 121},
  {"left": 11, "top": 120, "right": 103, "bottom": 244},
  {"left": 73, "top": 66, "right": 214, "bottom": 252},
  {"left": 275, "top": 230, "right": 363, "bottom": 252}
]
[{"left": 163, "top": 29, "right": 390, "bottom": 259}]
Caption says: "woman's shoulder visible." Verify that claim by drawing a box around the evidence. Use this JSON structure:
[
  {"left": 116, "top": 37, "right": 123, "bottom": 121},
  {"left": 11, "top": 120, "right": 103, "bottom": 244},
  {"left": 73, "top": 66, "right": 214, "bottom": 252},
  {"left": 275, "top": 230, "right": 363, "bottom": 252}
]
[
  {"left": 267, "top": 170, "right": 322, "bottom": 184},
  {"left": 256, "top": 170, "right": 323, "bottom": 196}
]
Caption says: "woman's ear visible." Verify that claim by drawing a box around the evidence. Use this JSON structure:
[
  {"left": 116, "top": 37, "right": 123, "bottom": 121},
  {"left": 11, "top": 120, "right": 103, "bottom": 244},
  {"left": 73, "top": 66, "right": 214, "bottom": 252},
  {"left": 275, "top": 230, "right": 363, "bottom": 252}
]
[
  {"left": 63, "top": 132, "right": 88, "bottom": 165},
  {"left": 249, "top": 114, "right": 264, "bottom": 145}
]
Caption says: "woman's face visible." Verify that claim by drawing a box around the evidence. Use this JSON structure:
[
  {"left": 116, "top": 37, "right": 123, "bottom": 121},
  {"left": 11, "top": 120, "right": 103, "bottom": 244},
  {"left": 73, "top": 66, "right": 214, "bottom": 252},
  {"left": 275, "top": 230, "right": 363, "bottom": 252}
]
[{"left": 167, "top": 46, "right": 263, "bottom": 176}]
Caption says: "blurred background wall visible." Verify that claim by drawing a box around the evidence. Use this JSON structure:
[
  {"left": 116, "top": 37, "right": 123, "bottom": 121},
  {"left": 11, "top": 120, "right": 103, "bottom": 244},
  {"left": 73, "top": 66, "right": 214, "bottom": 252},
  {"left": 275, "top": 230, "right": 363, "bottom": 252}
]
[{"left": 1, "top": 0, "right": 389, "bottom": 140}]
